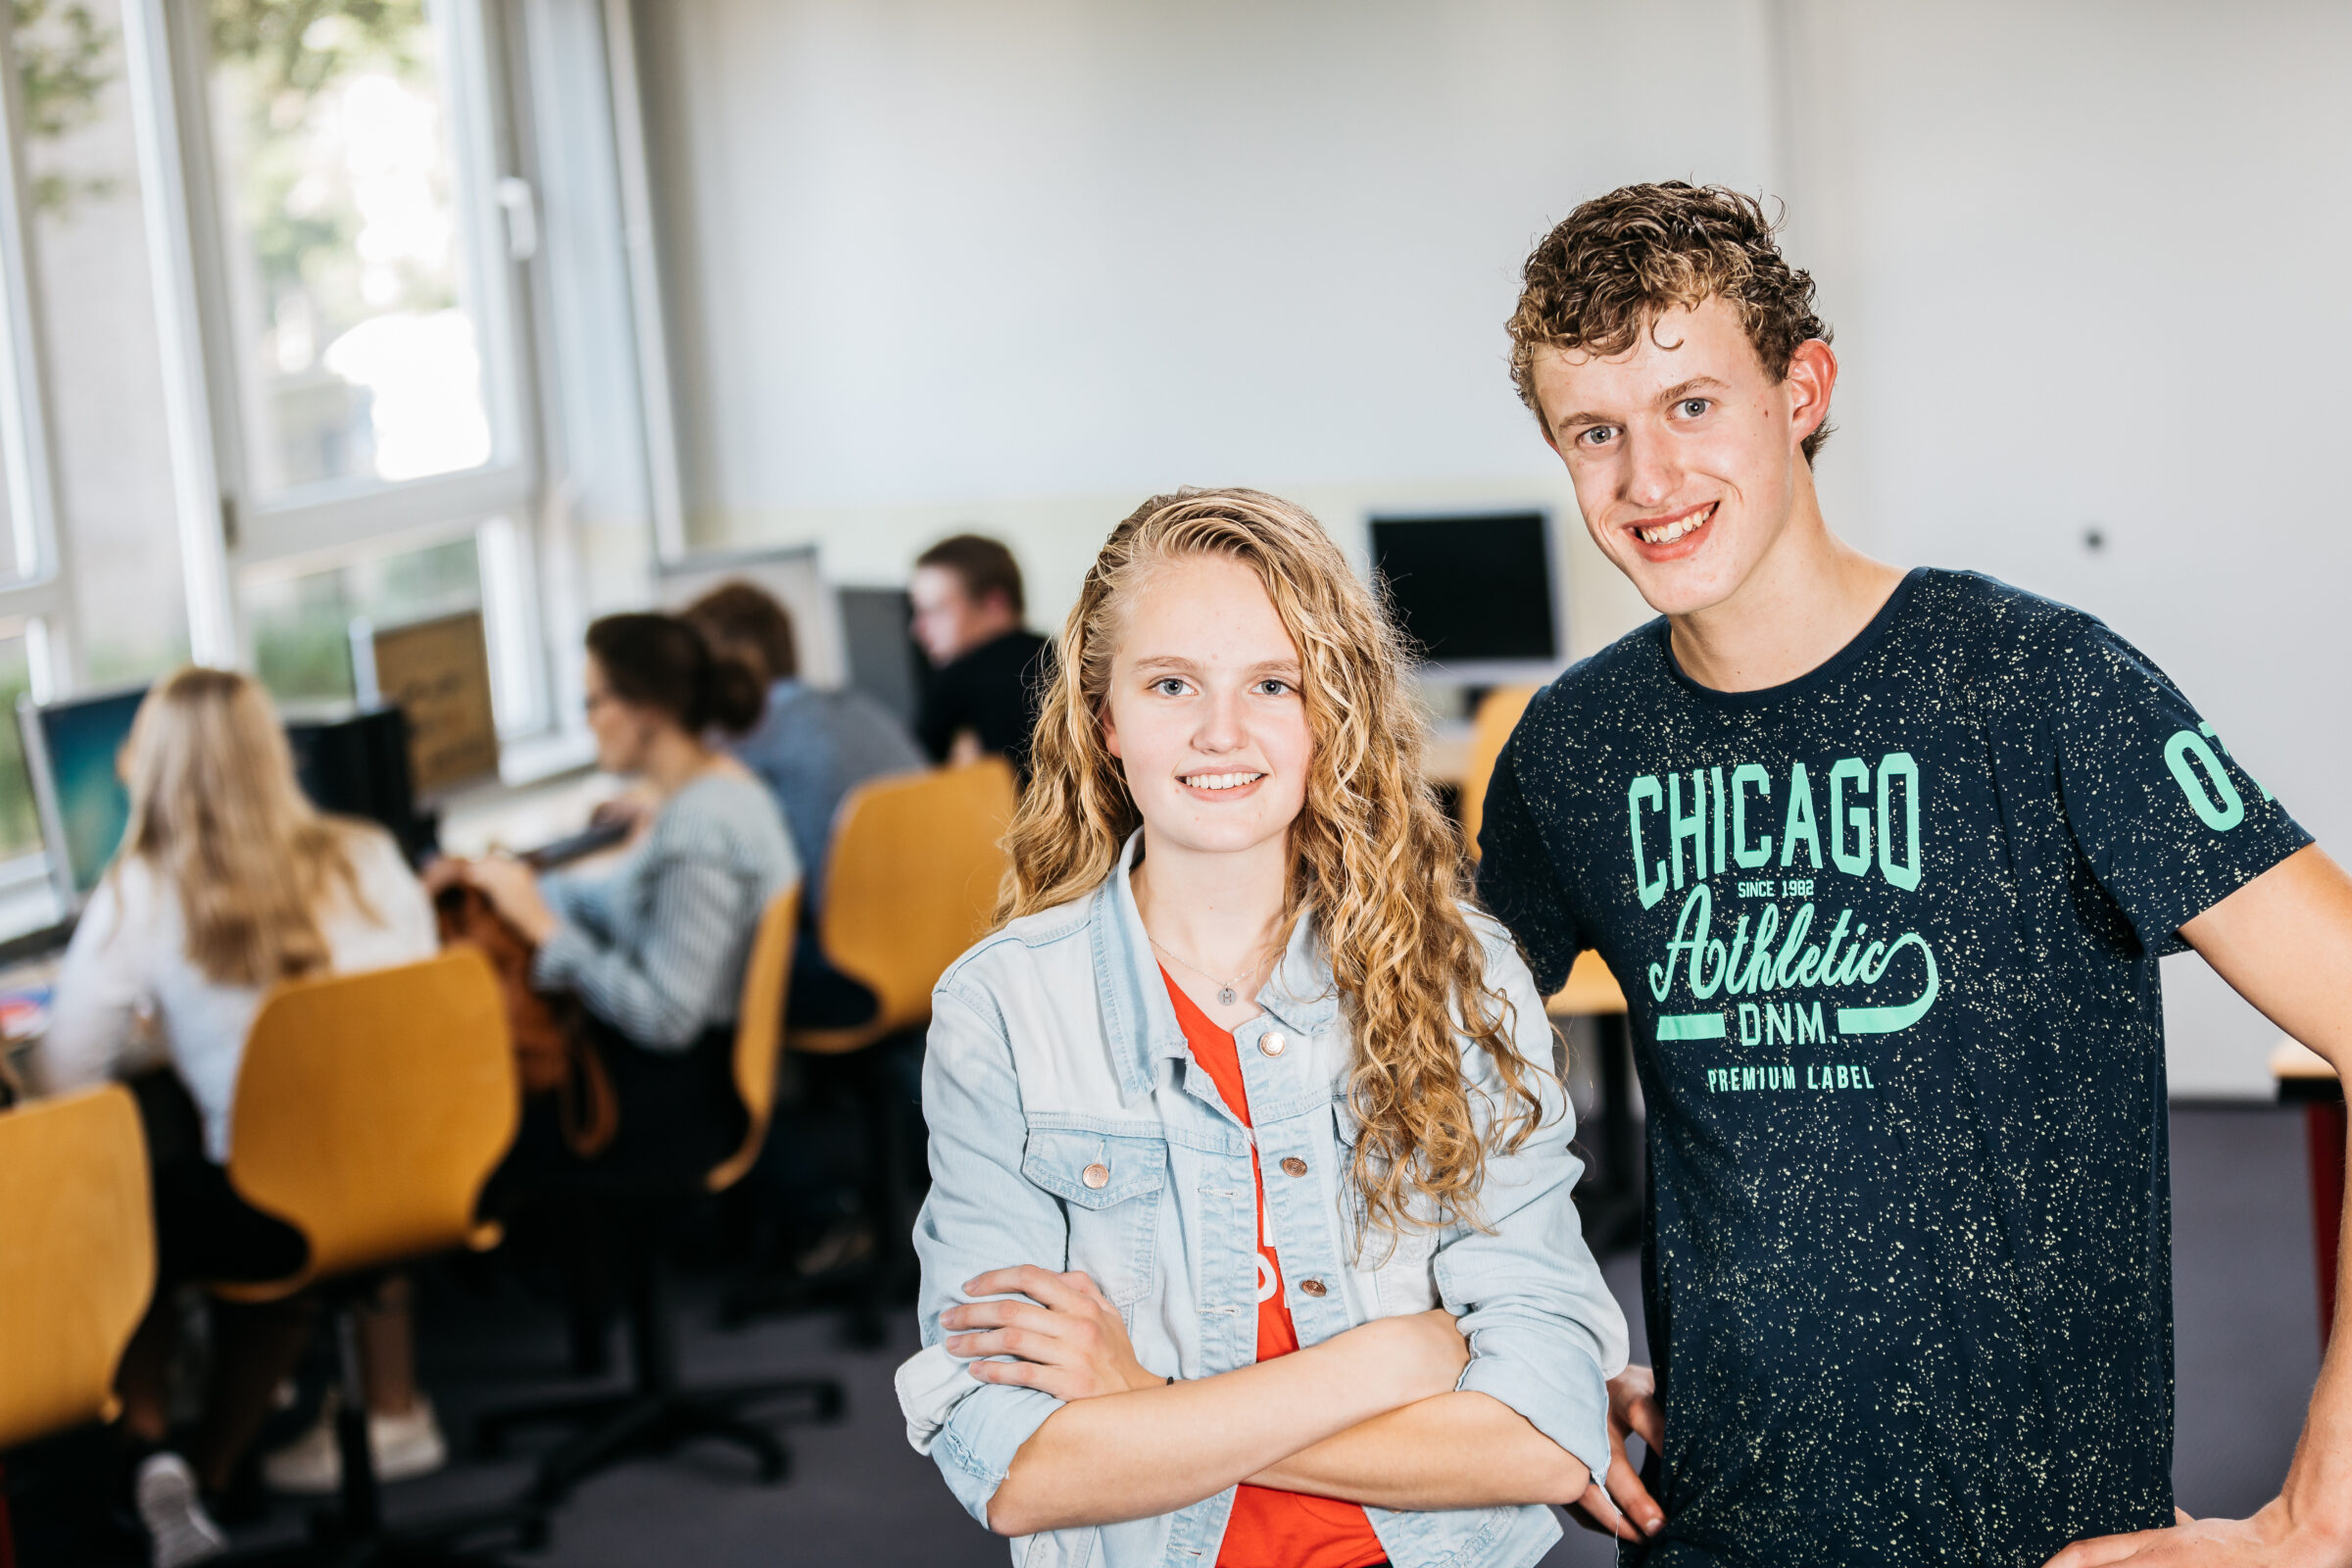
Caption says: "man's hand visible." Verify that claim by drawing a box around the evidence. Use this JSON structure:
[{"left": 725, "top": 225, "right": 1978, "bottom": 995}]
[
  {"left": 2043, "top": 1502, "right": 2352, "bottom": 1566},
  {"left": 944, "top": 1267, "right": 1161, "bottom": 1400},
  {"left": 1567, "top": 1365, "right": 1666, "bottom": 1543}
]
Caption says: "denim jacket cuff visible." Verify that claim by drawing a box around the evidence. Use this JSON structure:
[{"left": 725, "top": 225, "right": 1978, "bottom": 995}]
[
  {"left": 1456, "top": 1329, "right": 1614, "bottom": 1490},
  {"left": 931, "top": 1378, "right": 1064, "bottom": 1529}
]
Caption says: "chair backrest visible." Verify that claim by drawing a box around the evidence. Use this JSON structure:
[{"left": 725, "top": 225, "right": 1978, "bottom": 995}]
[
  {"left": 1457, "top": 685, "right": 1539, "bottom": 860},
  {"left": 224, "top": 949, "right": 517, "bottom": 1297},
  {"left": 799, "top": 757, "right": 1016, "bottom": 1053},
  {"left": 0, "top": 1085, "right": 155, "bottom": 1449},
  {"left": 707, "top": 881, "right": 801, "bottom": 1193}
]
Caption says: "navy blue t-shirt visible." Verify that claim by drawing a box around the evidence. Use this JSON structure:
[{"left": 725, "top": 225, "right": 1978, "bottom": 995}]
[{"left": 1475, "top": 569, "right": 2308, "bottom": 1567}]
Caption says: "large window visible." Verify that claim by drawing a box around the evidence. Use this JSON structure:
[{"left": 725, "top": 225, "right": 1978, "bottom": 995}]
[
  {"left": 204, "top": 0, "right": 500, "bottom": 496},
  {"left": 0, "top": 0, "right": 660, "bottom": 937},
  {"left": 16, "top": 0, "right": 194, "bottom": 685},
  {"left": 169, "top": 0, "right": 548, "bottom": 731}
]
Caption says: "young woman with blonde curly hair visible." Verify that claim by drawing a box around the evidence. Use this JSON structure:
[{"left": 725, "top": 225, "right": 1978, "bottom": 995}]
[{"left": 895, "top": 489, "right": 1628, "bottom": 1568}]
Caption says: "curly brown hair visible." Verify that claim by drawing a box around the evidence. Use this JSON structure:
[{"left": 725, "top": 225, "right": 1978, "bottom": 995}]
[
  {"left": 1507, "top": 181, "right": 1835, "bottom": 462},
  {"left": 1000, "top": 488, "right": 1544, "bottom": 1243}
]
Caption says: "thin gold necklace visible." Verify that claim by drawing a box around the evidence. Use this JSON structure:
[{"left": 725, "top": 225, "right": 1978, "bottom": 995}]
[{"left": 1148, "top": 933, "right": 1274, "bottom": 1007}]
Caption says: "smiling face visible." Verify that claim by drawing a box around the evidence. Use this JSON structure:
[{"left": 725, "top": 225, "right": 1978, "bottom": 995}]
[
  {"left": 1100, "top": 553, "right": 1313, "bottom": 864},
  {"left": 1532, "top": 295, "right": 1835, "bottom": 619}
]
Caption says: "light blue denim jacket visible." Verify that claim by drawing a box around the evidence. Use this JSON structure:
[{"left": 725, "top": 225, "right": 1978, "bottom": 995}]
[{"left": 896, "top": 833, "right": 1628, "bottom": 1568}]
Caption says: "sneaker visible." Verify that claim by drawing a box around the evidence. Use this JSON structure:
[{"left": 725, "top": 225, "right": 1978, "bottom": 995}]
[
  {"left": 261, "top": 1392, "right": 449, "bottom": 1494},
  {"left": 134, "top": 1452, "right": 227, "bottom": 1568}
]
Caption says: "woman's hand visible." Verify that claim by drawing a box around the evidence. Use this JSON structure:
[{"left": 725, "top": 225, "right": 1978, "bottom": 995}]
[
  {"left": 464, "top": 855, "right": 561, "bottom": 947},
  {"left": 1353, "top": 1307, "right": 1472, "bottom": 1405},
  {"left": 420, "top": 855, "right": 469, "bottom": 896},
  {"left": 943, "top": 1266, "right": 1162, "bottom": 1401}
]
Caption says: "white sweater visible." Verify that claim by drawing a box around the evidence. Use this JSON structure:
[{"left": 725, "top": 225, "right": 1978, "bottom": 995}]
[{"left": 34, "top": 827, "right": 437, "bottom": 1162}]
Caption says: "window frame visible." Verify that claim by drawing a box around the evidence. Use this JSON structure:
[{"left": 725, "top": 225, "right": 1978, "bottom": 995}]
[
  {"left": 0, "top": 15, "right": 86, "bottom": 703},
  {"left": 135, "top": 0, "right": 554, "bottom": 734}
]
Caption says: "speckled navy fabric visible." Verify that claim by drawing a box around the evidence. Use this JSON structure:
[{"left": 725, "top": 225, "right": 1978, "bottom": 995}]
[{"left": 1476, "top": 568, "right": 2309, "bottom": 1567}]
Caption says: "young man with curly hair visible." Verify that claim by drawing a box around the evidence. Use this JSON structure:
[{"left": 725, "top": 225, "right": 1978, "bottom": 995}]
[{"left": 1474, "top": 181, "right": 2352, "bottom": 1567}]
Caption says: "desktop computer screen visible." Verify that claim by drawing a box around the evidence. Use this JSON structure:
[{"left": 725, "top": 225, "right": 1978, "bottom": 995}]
[
  {"left": 20, "top": 688, "right": 430, "bottom": 912},
  {"left": 19, "top": 685, "right": 147, "bottom": 907},
  {"left": 1368, "top": 511, "right": 1560, "bottom": 672}
]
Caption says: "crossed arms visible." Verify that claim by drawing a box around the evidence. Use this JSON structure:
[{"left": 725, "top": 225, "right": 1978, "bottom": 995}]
[
  {"left": 943, "top": 1268, "right": 1592, "bottom": 1535},
  {"left": 906, "top": 974, "right": 1624, "bottom": 1540}
]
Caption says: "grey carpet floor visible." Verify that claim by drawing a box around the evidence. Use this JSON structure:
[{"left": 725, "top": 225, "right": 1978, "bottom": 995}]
[{"left": 218, "top": 1104, "right": 2323, "bottom": 1566}]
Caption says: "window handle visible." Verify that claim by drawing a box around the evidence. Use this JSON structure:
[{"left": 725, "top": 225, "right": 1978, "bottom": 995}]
[{"left": 496, "top": 177, "right": 540, "bottom": 263}]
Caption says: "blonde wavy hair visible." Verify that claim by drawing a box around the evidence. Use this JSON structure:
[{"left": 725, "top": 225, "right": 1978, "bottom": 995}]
[
  {"left": 116, "top": 666, "right": 377, "bottom": 987},
  {"left": 1001, "top": 488, "right": 1544, "bottom": 1237}
]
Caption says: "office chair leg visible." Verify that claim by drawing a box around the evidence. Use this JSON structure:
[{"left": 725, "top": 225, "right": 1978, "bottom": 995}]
[
  {"left": 332, "top": 1309, "right": 382, "bottom": 1539},
  {"left": 479, "top": 1246, "right": 844, "bottom": 1504},
  {"left": 222, "top": 1293, "right": 549, "bottom": 1568}
]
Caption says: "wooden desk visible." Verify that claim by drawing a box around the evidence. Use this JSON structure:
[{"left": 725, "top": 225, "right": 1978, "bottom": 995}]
[{"left": 2274, "top": 1038, "right": 2345, "bottom": 1350}]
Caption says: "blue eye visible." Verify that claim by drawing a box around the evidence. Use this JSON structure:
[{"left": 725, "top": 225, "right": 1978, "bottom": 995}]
[
  {"left": 1152, "top": 677, "right": 1187, "bottom": 697},
  {"left": 1580, "top": 426, "right": 1615, "bottom": 447},
  {"left": 1679, "top": 398, "right": 1709, "bottom": 417},
  {"left": 1257, "top": 679, "right": 1292, "bottom": 697}
]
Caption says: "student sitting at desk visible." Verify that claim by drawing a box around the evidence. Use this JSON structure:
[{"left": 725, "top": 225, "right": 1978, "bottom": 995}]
[
  {"left": 682, "top": 579, "right": 925, "bottom": 1029},
  {"left": 910, "top": 532, "right": 1053, "bottom": 782},
  {"left": 30, "top": 667, "right": 440, "bottom": 1568},
  {"left": 446, "top": 613, "right": 797, "bottom": 1189}
]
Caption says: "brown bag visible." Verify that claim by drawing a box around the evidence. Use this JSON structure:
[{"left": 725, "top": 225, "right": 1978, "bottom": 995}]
[{"left": 435, "top": 883, "right": 617, "bottom": 1157}]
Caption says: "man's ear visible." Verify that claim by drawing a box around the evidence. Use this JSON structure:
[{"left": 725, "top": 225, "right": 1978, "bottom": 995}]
[{"left": 1785, "top": 338, "right": 1838, "bottom": 450}]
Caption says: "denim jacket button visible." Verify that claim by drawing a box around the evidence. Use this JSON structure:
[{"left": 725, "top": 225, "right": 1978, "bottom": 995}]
[
  {"left": 1297, "top": 1277, "right": 1327, "bottom": 1297},
  {"left": 1259, "top": 1031, "right": 1287, "bottom": 1057},
  {"left": 1280, "top": 1156, "right": 1308, "bottom": 1177},
  {"left": 1082, "top": 1162, "right": 1109, "bottom": 1190}
]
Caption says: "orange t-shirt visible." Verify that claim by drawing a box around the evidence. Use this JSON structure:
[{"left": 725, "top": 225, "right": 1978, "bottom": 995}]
[{"left": 1162, "top": 971, "right": 1388, "bottom": 1568}]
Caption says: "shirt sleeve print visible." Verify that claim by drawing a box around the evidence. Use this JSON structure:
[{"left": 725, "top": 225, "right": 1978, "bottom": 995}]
[{"left": 2048, "top": 614, "right": 2311, "bottom": 955}]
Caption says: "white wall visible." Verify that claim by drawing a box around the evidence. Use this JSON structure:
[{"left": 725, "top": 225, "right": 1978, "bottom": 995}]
[
  {"left": 632, "top": 0, "right": 1772, "bottom": 646},
  {"left": 639, "top": 0, "right": 2348, "bottom": 1095},
  {"left": 1777, "top": 0, "right": 2352, "bottom": 1093}
]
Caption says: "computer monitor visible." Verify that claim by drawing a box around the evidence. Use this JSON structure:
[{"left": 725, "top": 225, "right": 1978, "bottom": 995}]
[
  {"left": 837, "top": 586, "right": 926, "bottom": 731},
  {"left": 283, "top": 704, "right": 432, "bottom": 863},
  {"left": 1367, "top": 511, "right": 1565, "bottom": 683},
  {"left": 20, "top": 688, "right": 433, "bottom": 914},
  {"left": 19, "top": 685, "right": 148, "bottom": 911}
]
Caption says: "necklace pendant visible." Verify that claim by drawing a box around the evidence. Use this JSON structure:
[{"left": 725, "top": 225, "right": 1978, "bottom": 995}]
[{"left": 1218, "top": 986, "right": 1238, "bottom": 1005}]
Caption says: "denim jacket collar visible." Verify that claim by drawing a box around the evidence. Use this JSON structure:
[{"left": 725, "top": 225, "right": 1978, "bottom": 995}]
[{"left": 1096, "top": 829, "right": 1342, "bottom": 1102}]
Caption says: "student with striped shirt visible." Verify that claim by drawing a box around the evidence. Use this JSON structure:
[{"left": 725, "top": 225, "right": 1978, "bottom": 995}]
[{"left": 452, "top": 612, "right": 797, "bottom": 1187}]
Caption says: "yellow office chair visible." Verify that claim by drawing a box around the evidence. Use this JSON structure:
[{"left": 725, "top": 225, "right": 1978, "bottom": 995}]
[
  {"left": 1454, "top": 685, "right": 1640, "bottom": 1248},
  {"left": 786, "top": 757, "right": 1017, "bottom": 1056},
  {"left": 477, "top": 885, "right": 844, "bottom": 1503},
  {"left": 0, "top": 1085, "right": 155, "bottom": 1452},
  {"left": 1457, "top": 684, "right": 1538, "bottom": 859},
  {"left": 220, "top": 948, "right": 534, "bottom": 1563},
  {"left": 726, "top": 760, "right": 1015, "bottom": 1335}
]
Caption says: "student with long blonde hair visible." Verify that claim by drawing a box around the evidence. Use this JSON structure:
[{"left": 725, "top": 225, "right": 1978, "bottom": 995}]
[
  {"left": 34, "top": 667, "right": 438, "bottom": 1568},
  {"left": 896, "top": 490, "right": 1626, "bottom": 1567}
]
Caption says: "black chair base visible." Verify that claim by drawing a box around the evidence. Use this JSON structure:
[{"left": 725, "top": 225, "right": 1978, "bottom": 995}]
[
  {"left": 720, "top": 1037, "right": 923, "bottom": 1340},
  {"left": 474, "top": 1226, "right": 845, "bottom": 1504},
  {"left": 223, "top": 1504, "right": 547, "bottom": 1567},
  {"left": 481, "top": 1377, "right": 844, "bottom": 1503},
  {"left": 223, "top": 1279, "right": 548, "bottom": 1568}
]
